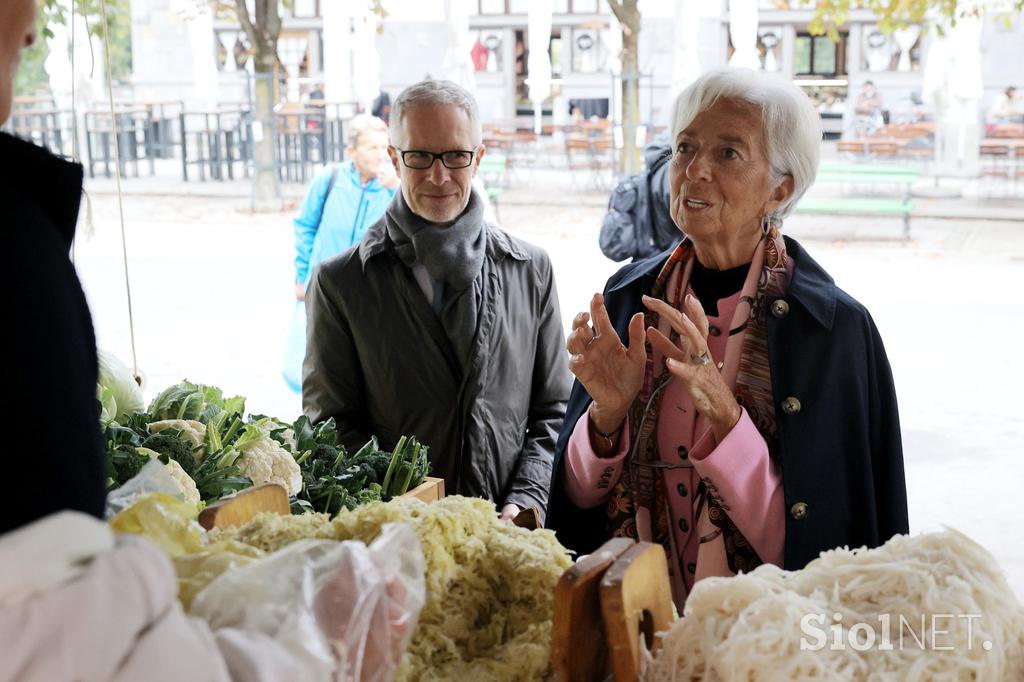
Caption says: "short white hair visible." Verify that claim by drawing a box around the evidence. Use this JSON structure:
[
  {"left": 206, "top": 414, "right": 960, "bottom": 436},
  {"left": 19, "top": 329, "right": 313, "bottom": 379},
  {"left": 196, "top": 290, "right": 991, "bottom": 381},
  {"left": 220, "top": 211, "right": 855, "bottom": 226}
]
[
  {"left": 669, "top": 68, "right": 821, "bottom": 220},
  {"left": 346, "top": 114, "right": 388, "bottom": 149},
  {"left": 389, "top": 79, "right": 482, "bottom": 147}
]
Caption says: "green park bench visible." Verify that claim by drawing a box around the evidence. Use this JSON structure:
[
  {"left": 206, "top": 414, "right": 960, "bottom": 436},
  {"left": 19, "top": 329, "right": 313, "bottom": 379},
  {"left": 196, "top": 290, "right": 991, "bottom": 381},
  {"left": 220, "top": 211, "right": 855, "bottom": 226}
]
[
  {"left": 478, "top": 152, "right": 508, "bottom": 221},
  {"left": 795, "top": 161, "right": 920, "bottom": 239}
]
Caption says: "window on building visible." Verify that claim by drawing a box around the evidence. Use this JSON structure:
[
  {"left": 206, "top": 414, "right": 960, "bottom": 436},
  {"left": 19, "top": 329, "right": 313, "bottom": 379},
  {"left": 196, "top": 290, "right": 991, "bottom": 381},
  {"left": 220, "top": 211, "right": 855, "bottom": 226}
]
[
  {"left": 793, "top": 32, "right": 847, "bottom": 76},
  {"left": 758, "top": 29, "right": 782, "bottom": 72},
  {"left": 289, "top": 0, "right": 318, "bottom": 18},
  {"left": 479, "top": 0, "right": 505, "bottom": 14},
  {"left": 470, "top": 30, "right": 504, "bottom": 72},
  {"left": 861, "top": 29, "right": 922, "bottom": 72},
  {"left": 515, "top": 28, "right": 562, "bottom": 109},
  {"left": 571, "top": 27, "right": 610, "bottom": 73},
  {"left": 479, "top": 0, "right": 571, "bottom": 12}
]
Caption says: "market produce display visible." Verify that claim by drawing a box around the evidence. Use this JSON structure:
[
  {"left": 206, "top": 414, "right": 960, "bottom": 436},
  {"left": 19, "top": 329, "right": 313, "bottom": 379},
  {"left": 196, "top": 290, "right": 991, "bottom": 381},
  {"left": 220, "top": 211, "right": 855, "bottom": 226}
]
[
  {"left": 98, "top": 369, "right": 431, "bottom": 513},
  {"left": 644, "top": 529, "right": 1024, "bottom": 681},
  {"left": 216, "top": 496, "right": 574, "bottom": 682}
]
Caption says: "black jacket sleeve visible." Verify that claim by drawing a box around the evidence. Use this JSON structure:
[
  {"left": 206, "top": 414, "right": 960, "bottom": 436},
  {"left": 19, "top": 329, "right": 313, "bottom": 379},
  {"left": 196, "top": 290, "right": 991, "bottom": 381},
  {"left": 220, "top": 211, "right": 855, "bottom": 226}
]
[
  {"left": 301, "top": 262, "right": 372, "bottom": 452},
  {"left": 1, "top": 197, "right": 106, "bottom": 534},
  {"left": 505, "top": 254, "right": 570, "bottom": 515},
  {"left": 865, "top": 311, "right": 909, "bottom": 540}
]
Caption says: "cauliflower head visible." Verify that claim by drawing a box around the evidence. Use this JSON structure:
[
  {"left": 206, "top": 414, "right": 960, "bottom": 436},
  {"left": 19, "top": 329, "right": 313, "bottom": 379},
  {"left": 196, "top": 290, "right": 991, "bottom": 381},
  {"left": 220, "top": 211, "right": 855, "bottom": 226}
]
[
  {"left": 164, "top": 458, "right": 202, "bottom": 506},
  {"left": 236, "top": 434, "right": 302, "bottom": 497},
  {"left": 148, "top": 419, "right": 207, "bottom": 450}
]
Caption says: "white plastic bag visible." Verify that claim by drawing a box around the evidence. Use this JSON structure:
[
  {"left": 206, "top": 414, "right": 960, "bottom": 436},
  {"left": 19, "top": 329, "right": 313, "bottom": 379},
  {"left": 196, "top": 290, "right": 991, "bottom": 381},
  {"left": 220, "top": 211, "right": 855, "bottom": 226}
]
[
  {"left": 105, "top": 459, "right": 183, "bottom": 519},
  {"left": 190, "top": 522, "right": 425, "bottom": 682}
]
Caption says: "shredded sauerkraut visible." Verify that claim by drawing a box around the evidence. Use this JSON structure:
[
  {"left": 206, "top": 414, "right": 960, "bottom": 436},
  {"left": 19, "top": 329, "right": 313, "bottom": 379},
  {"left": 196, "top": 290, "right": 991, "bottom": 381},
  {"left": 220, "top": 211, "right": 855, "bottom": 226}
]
[
  {"left": 220, "top": 496, "right": 573, "bottom": 681},
  {"left": 645, "top": 529, "right": 1024, "bottom": 682}
]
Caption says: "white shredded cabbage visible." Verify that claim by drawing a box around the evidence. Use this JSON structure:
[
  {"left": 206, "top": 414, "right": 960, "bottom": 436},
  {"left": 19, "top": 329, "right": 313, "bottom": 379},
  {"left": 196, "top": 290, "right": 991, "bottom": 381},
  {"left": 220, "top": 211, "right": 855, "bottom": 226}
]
[
  {"left": 645, "top": 529, "right": 1024, "bottom": 682},
  {"left": 219, "top": 496, "right": 573, "bottom": 681}
]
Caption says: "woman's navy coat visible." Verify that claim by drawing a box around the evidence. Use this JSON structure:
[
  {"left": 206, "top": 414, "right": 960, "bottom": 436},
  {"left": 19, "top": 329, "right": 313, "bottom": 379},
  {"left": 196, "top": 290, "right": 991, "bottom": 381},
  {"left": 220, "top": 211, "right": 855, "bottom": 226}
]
[{"left": 546, "top": 236, "right": 909, "bottom": 571}]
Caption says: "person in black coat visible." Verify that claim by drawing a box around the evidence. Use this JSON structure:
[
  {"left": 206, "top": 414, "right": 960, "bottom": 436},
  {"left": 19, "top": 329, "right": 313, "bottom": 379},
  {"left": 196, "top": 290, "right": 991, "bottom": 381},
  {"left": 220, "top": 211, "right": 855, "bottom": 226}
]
[
  {"left": 0, "top": 0, "right": 107, "bottom": 533},
  {"left": 547, "top": 68, "right": 907, "bottom": 605}
]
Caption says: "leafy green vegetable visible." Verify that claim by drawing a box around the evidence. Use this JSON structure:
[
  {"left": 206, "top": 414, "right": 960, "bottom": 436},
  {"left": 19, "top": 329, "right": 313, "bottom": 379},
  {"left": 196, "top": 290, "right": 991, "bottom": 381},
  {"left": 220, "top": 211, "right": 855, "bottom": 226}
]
[
  {"left": 380, "top": 436, "right": 431, "bottom": 498},
  {"left": 148, "top": 381, "right": 245, "bottom": 423},
  {"left": 346, "top": 436, "right": 392, "bottom": 483},
  {"left": 191, "top": 445, "right": 252, "bottom": 502},
  {"left": 96, "top": 350, "right": 144, "bottom": 425},
  {"left": 140, "top": 432, "right": 197, "bottom": 477}
]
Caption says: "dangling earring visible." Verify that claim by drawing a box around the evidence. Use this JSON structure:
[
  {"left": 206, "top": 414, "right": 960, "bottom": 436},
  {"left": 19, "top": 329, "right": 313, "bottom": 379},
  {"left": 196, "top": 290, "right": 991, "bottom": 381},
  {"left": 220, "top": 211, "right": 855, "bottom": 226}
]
[{"left": 761, "top": 214, "right": 771, "bottom": 236}]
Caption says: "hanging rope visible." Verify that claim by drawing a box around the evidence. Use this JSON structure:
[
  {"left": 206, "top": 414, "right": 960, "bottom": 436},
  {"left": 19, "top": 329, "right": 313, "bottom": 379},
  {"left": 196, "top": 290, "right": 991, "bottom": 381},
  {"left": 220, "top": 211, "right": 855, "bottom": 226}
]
[
  {"left": 96, "top": 0, "right": 141, "bottom": 382},
  {"left": 70, "top": 1, "right": 77, "bottom": 263}
]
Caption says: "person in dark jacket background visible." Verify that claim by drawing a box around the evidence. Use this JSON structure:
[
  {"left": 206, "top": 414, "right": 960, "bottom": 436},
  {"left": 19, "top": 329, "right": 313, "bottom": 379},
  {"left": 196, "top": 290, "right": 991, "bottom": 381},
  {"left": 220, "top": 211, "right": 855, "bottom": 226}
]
[
  {"left": 303, "top": 80, "right": 570, "bottom": 521},
  {"left": 547, "top": 68, "right": 908, "bottom": 607},
  {"left": 0, "top": 0, "right": 107, "bottom": 534}
]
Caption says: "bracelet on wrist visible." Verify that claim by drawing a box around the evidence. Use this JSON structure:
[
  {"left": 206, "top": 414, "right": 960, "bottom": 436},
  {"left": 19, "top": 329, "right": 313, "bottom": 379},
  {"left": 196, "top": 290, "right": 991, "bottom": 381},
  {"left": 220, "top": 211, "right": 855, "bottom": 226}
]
[{"left": 589, "top": 405, "right": 624, "bottom": 448}]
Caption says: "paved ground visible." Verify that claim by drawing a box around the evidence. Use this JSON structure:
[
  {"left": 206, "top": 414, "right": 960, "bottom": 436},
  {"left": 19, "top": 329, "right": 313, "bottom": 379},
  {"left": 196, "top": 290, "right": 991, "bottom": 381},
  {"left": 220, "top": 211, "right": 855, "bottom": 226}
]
[{"left": 76, "top": 168, "right": 1024, "bottom": 600}]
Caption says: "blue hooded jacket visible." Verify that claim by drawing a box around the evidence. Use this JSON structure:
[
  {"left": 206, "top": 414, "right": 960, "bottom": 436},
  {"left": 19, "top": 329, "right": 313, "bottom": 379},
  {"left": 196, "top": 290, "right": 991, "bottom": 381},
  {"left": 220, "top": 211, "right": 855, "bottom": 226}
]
[{"left": 293, "top": 161, "right": 397, "bottom": 287}]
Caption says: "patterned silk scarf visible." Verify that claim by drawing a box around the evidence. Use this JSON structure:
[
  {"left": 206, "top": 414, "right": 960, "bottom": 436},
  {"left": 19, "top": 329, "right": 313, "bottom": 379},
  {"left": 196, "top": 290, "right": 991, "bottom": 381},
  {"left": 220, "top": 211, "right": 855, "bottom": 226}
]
[{"left": 605, "top": 226, "right": 791, "bottom": 574}]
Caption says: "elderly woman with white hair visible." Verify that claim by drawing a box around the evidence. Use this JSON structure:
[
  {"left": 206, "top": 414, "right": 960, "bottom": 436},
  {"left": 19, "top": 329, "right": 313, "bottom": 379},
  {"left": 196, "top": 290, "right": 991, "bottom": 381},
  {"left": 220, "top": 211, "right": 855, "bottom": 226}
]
[{"left": 547, "top": 68, "right": 908, "bottom": 608}]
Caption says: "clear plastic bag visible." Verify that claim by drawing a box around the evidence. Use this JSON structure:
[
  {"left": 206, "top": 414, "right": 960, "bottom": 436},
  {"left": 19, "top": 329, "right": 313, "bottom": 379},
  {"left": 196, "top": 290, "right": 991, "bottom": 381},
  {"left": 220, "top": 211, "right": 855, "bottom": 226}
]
[
  {"left": 190, "top": 522, "right": 426, "bottom": 682},
  {"left": 105, "top": 459, "right": 183, "bottom": 519}
]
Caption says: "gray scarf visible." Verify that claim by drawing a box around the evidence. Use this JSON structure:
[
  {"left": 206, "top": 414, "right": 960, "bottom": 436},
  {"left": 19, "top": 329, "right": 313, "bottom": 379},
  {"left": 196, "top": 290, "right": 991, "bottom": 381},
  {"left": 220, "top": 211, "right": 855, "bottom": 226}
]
[{"left": 384, "top": 190, "right": 486, "bottom": 374}]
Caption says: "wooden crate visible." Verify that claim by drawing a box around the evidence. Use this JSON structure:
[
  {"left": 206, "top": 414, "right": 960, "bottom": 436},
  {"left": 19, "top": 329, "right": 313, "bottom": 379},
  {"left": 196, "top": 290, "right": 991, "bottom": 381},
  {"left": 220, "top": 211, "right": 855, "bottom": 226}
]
[{"left": 401, "top": 476, "right": 445, "bottom": 503}]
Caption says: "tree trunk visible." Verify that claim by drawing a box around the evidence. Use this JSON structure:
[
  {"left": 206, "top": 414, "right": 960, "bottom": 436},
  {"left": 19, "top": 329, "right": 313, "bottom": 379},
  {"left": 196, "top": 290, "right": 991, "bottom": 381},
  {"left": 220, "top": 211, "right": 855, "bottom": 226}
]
[
  {"left": 234, "top": 0, "right": 282, "bottom": 210},
  {"left": 608, "top": 0, "right": 642, "bottom": 174},
  {"left": 251, "top": 57, "right": 280, "bottom": 211}
]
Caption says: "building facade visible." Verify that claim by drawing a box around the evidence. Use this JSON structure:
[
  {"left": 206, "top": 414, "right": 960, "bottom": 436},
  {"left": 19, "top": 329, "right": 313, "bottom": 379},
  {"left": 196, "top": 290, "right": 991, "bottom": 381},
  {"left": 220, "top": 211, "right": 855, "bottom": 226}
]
[{"left": 129, "top": 0, "right": 1024, "bottom": 132}]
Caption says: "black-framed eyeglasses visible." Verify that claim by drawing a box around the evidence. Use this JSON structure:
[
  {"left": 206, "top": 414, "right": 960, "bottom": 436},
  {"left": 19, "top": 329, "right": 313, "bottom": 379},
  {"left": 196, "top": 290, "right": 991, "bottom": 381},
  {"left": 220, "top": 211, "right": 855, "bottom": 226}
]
[{"left": 392, "top": 146, "right": 479, "bottom": 170}]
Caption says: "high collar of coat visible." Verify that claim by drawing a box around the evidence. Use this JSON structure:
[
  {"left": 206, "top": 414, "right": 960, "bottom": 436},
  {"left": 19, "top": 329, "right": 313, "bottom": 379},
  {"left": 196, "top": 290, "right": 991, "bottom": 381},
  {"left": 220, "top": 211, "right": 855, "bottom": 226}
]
[
  {"left": 0, "top": 132, "right": 84, "bottom": 249},
  {"left": 609, "top": 235, "right": 837, "bottom": 330},
  {"left": 357, "top": 196, "right": 529, "bottom": 270}
]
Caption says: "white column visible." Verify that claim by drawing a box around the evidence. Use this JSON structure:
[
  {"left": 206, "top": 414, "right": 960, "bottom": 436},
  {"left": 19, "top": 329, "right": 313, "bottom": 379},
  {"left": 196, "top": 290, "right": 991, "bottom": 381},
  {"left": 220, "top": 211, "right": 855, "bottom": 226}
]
[
  {"left": 924, "top": 12, "right": 984, "bottom": 177},
  {"left": 188, "top": 6, "right": 219, "bottom": 108},
  {"left": 947, "top": 13, "right": 984, "bottom": 176},
  {"left": 44, "top": 16, "right": 73, "bottom": 108},
  {"left": 441, "top": 0, "right": 477, "bottom": 93},
  {"left": 727, "top": 0, "right": 760, "bottom": 70},
  {"left": 527, "top": 0, "right": 554, "bottom": 134},
  {"left": 350, "top": 7, "right": 381, "bottom": 112},
  {"left": 322, "top": 0, "right": 352, "bottom": 104},
  {"left": 278, "top": 36, "right": 308, "bottom": 103},
  {"left": 892, "top": 26, "right": 920, "bottom": 73},
  {"left": 672, "top": 0, "right": 702, "bottom": 96},
  {"left": 217, "top": 31, "right": 236, "bottom": 72}
]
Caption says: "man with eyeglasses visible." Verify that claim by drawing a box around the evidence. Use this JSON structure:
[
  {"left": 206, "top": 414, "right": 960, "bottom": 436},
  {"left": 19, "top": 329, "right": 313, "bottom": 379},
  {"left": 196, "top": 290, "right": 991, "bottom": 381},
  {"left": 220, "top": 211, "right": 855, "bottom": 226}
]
[{"left": 303, "top": 80, "right": 570, "bottom": 522}]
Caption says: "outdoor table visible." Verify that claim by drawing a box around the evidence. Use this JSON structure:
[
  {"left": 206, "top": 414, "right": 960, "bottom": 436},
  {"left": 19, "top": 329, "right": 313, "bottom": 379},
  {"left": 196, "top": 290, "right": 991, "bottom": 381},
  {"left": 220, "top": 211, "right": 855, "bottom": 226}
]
[
  {"left": 980, "top": 138, "right": 1024, "bottom": 183},
  {"left": 113, "top": 99, "right": 184, "bottom": 158},
  {"left": 180, "top": 108, "right": 249, "bottom": 181},
  {"left": 8, "top": 106, "right": 73, "bottom": 156},
  {"left": 84, "top": 106, "right": 156, "bottom": 178}
]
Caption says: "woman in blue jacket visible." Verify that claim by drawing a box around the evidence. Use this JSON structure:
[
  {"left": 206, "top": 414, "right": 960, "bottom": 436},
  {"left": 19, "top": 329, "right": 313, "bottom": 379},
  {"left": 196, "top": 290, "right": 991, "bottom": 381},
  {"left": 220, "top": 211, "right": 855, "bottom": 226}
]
[{"left": 285, "top": 114, "right": 398, "bottom": 392}]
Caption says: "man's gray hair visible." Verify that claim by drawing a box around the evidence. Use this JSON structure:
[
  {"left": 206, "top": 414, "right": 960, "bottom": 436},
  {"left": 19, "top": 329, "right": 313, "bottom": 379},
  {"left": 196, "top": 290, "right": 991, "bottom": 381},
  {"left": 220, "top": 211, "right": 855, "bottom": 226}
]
[
  {"left": 389, "top": 80, "right": 482, "bottom": 146},
  {"left": 347, "top": 113, "right": 388, "bottom": 149},
  {"left": 669, "top": 68, "right": 821, "bottom": 220}
]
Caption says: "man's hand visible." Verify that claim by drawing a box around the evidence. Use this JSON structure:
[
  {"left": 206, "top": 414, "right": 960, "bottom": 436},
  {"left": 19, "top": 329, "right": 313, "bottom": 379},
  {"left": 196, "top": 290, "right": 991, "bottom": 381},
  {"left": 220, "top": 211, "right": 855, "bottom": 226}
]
[
  {"left": 295, "top": 282, "right": 305, "bottom": 301},
  {"left": 499, "top": 503, "right": 521, "bottom": 523}
]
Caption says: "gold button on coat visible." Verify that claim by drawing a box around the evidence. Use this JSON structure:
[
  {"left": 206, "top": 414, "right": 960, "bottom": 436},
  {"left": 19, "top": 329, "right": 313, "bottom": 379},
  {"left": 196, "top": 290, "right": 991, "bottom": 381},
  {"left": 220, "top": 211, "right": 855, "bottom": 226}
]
[
  {"left": 790, "top": 501, "right": 809, "bottom": 520},
  {"left": 771, "top": 299, "right": 790, "bottom": 318},
  {"left": 782, "top": 396, "right": 801, "bottom": 415}
]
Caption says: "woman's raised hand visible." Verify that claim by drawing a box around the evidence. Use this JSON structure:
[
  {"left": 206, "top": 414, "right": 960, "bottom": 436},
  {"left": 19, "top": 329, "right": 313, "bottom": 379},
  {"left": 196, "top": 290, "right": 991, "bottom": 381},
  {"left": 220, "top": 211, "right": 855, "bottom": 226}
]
[
  {"left": 566, "top": 293, "right": 647, "bottom": 433},
  {"left": 642, "top": 293, "right": 741, "bottom": 442}
]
